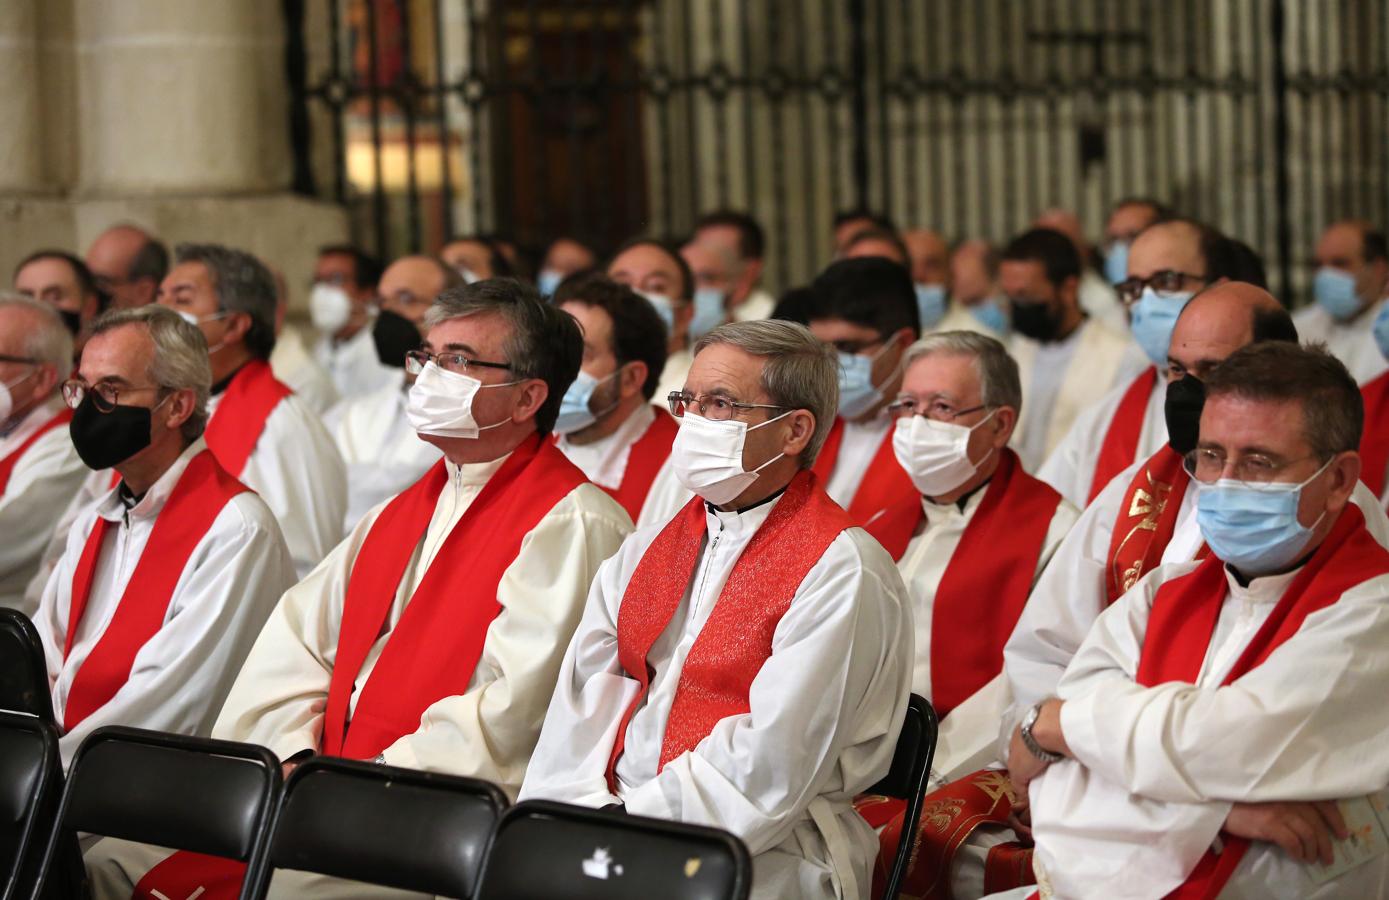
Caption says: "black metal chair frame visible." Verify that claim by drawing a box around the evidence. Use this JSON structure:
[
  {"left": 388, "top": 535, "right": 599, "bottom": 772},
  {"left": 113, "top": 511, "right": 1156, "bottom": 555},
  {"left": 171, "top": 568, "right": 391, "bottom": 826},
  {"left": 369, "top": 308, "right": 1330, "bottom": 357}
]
[
  {"left": 474, "top": 798, "right": 753, "bottom": 900},
  {"left": 0, "top": 712, "right": 63, "bottom": 900},
  {"left": 866, "top": 693, "right": 939, "bottom": 900},
  {"left": 0, "top": 610, "right": 53, "bottom": 722},
  {"left": 252, "top": 756, "right": 508, "bottom": 899},
  {"left": 36, "top": 726, "right": 281, "bottom": 900}
]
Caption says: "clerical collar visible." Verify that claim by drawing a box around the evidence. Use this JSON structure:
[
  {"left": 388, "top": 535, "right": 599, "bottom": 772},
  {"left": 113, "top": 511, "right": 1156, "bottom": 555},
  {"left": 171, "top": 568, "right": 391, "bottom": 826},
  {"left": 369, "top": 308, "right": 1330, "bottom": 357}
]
[
  {"left": 924, "top": 477, "right": 990, "bottom": 514},
  {"left": 117, "top": 481, "right": 147, "bottom": 510},
  {"left": 706, "top": 485, "right": 788, "bottom": 517},
  {"left": 1227, "top": 547, "right": 1317, "bottom": 588}
]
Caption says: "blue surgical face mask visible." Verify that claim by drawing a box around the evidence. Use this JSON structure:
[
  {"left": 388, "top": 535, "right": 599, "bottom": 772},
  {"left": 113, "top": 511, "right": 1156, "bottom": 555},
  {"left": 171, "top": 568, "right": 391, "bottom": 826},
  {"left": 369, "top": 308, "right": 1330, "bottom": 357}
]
[
  {"left": 1373, "top": 302, "right": 1389, "bottom": 362},
  {"left": 1130, "top": 286, "right": 1195, "bottom": 367},
  {"left": 638, "top": 290, "right": 676, "bottom": 334},
  {"left": 1104, "top": 241, "right": 1130, "bottom": 285},
  {"left": 1313, "top": 267, "right": 1363, "bottom": 321},
  {"left": 837, "top": 342, "right": 894, "bottom": 420},
  {"left": 913, "top": 282, "right": 948, "bottom": 331},
  {"left": 1196, "top": 458, "right": 1332, "bottom": 577},
  {"left": 969, "top": 296, "right": 1009, "bottom": 334},
  {"left": 689, "top": 287, "right": 726, "bottom": 341},
  {"left": 553, "top": 369, "right": 620, "bottom": 435},
  {"left": 537, "top": 268, "right": 562, "bottom": 298}
]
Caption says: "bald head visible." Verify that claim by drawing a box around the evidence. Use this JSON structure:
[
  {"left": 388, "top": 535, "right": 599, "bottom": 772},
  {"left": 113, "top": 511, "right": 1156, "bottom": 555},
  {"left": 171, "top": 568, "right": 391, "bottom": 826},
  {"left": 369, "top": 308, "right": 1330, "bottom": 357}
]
[
  {"left": 1168, "top": 282, "right": 1294, "bottom": 382},
  {"left": 901, "top": 229, "right": 949, "bottom": 286},
  {"left": 86, "top": 223, "right": 167, "bottom": 309}
]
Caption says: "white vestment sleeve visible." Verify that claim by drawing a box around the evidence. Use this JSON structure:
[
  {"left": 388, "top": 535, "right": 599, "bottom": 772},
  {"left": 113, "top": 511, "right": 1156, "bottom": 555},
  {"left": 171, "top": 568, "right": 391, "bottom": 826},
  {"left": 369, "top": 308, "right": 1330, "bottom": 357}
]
[
  {"left": 380, "top": 486, "right": 632, "bottom": 796},
  {"left": 620, "top": 531, "right": 912, "bottom": 856},
  {"left": 37, "top": 495, "right": 294, "bottom": 766},
  {"left": 0, "top": 425, "right": 87, "bottom": 614}
]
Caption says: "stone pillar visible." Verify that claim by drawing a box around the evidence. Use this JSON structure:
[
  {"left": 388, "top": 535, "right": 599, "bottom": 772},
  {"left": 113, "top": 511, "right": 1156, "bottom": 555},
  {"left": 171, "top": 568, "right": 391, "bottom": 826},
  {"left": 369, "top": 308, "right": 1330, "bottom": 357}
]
[
  {"left": 0, "top": 1, "right": 44, "bottom": 193},
  {"left": 74, "top": 0, "right": 289, "bottom": 195}
]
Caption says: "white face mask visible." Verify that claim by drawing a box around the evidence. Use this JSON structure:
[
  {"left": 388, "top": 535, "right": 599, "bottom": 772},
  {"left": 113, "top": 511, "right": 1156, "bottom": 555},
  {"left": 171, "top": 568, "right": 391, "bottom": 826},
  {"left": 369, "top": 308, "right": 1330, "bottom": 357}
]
[
  {"left": 0, "top": 369, "right": 36, "bottom": 426},
  {"left": 310, "top": 283, "right": 353, "bottom": 334},
  {"left": 891, "top": 410, "right": 997, "bottom": 498},
  {"left": 671, "top": 409, "right": 791, "bottom": 506},
  {"left": 176, "top": 310, "right": 233, "bottom": 354},
  {"left": 405, "top": 361, "right": 519, "bottom": 439}
]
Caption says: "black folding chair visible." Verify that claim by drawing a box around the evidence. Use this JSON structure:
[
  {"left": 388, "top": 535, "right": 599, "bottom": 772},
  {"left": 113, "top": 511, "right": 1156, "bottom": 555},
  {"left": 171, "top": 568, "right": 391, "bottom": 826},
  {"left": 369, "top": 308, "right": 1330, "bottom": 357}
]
[
  {"left": 35, "top": 727, "right": 281, "bottom": 900},
  {"left": 0, "top": 610, "right": 52, "bottom": 722},
  {"left": 474, "top": 799, "right": 752, "bottom": 900},
  {"left": 253, "top": 757, "right": 507, "bottom": 899},
  {"left": 0, "top": 712, "right": 67, "bottom": 900},
  {"left": 866, "top": 693, "right": 938, "bottom": 900}
]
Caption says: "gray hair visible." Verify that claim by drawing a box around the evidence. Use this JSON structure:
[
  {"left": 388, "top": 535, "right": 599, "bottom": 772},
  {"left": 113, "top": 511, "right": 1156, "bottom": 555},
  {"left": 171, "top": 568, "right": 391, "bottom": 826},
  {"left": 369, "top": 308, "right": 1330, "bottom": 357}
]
[
  {"left": 90, "top": 305, "right": 212, "bottom": 443},
  {"left": 903, "top": 330, "right": 1022, "bottom": 413},
  {"left": 694, "top": 319, "right": 839, "bottom": 466},
  {"left": 174, "top": 243, "right": 277, "bottom": 360},
  {"left": 0, "top": 292, "right": 73, "bottom": 373},
  {"left": 423, "top": 278, "right": 582, "bottom": 435}
]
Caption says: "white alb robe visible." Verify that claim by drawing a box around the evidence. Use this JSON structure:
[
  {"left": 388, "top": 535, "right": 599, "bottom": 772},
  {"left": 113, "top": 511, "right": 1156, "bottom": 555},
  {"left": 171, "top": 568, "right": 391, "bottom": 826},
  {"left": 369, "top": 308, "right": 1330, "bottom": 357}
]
[
  {"left": 732, "top": 288, "right": 776, "bottom": 322},
  {"left": 1037, "top": 368, "right": 1168, "bottom": 508},
  {"left": 655, "top": 346, "right": 694, "bottom": 408},
  {"left": 557, "top": 402, "right": 657, "bottom": 490},
  {"left": 313, "top": 324, "right": 398, "bottom": 400},
  {"left": 269, "top": 326, "right": 339, "bottom": 415},
  {"left": 521, "top": 494, "right": 913, "bottom": 900},
  {"left": 34, "top": 439, "right": 294, "bottom": 766},
  {"left": 0, "top": 396, "right": 87, "bottom": 615},
  {"left": 1010, "top": 318, "right": 1140, "bottom": 472},
  {"left": 1078, "top": 268, "right": 1129, "bottom": 335},
  {"left": 1293, "top": 298, "right": 1389, "bottom": 385},
  {"left": 1017, "top": 558, "right": 1389, "bottom": 900},
  {"left": 897, "top": 491, "right": 1078, "bottom": 783},
  {"left": 206, "top": 388, "right": 347, "bottom": 577},
  {"left": 824, "top": 411, "right": 892, "bottom": 509},
  {"left": 324, "top": 372, "right": 441, "bottom": 532}
]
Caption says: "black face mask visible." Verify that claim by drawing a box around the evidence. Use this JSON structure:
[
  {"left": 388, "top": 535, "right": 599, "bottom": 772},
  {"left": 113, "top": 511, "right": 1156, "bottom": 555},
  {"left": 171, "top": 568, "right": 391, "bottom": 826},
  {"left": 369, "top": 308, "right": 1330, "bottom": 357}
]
[
  {"left": 1010, "top": 300, "right": 1060, "bottom": 342},
  {"left": 69, "top": 394, "right": 156, "bottom": 471},
  {"left": 373, "top": 308, "right": 422, "bottom": 370},
  {"left": 58, "top": 309, "right": 81, "bottom": 337},
  {"left": 1164, "top": 374, "right": 1206, "bottom": 455}
]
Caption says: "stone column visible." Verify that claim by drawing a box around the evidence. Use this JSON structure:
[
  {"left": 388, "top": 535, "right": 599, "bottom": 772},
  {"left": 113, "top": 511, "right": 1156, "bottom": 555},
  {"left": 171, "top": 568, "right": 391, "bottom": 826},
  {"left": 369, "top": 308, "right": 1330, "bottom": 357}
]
[{"left": 0, "top": 1, "right": 44, "bottom": 193}]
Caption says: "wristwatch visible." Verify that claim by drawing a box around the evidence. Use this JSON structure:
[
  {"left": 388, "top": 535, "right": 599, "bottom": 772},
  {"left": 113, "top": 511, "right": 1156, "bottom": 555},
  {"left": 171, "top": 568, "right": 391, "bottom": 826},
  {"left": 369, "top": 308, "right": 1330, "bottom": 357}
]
[{"left": 1020, "top": 702, "right": 1065, "bottom": 764}]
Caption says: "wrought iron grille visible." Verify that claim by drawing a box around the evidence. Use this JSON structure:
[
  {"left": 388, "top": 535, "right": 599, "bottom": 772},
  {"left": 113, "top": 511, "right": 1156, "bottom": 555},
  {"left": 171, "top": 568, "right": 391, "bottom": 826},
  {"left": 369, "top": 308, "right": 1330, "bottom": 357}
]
[{"left": 286, "top": 0, "right": 1389, "bottom": 301}]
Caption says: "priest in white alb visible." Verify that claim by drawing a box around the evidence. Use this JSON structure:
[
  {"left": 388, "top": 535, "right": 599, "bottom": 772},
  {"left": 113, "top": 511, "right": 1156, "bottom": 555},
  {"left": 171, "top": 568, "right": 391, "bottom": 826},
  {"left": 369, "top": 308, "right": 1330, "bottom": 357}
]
[
  {"left": 993, "top": 341, "right": 1389, "bottom": 899},
  {"left": 84, "top": 279, "right": 632, "bottom": 900},
  {"left": 156, "top": 243, "right": 346, "bottom": 576},
  {"left": 0, "top": 295, "right": 86, "bottom": 614},
  {"left": 1292, "top": 220, "right": 1388, "bottom": 385},
  {"left": 552, "top": 272, "right": 677, "bottom": 522},
  {"left": 521, "top": 320, "right": 913, "bottom": 900},
  {"left": 852, "top": 331, "right": 1077, "bottom": 897},
  {"left": 34, "top": 305, "right": 294, "bottom": 766}
]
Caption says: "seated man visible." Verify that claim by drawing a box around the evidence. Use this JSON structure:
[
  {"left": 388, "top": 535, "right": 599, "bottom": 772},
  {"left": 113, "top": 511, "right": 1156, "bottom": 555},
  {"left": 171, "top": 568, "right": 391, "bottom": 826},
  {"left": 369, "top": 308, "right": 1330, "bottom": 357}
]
[
  {"left": 158, "top": 242, "right": 347, "bottom": 575},
  {"left": 85, "top": 223, "right": 167, "bottom": 310},
  {"left": 521, "top": 320, "right": 913, "bottom": 900},
  {"left": 87, "top": 279, "right": 633, "bottom": 900},
  {"left": 853, "top": 332, "right": 1077, "bottom": 895},
  {"left": 692, "top": 209, "right": 774, "bottom": 322},
  {"left": 553, "top": 273, "right": 675, "bottom": 522},
  {"left": 0, "top": 296, "right": 85, "bottom": 614},
  {"left": 607, "top": 238, "right": 696, "bottom": 402},
  {"left": 309, "top": 243, "right": 399, "bottom": 398},
  {"left": 1357, "top": 302, "right": 1389, "bottom": 500},
  {"left": 535, "top": 235, "right": 598, "bottom": 296},
  {"left": 325, "top": 255, "right": 457, "bottom": 531},
  {"left": 1293, "top": 219, "right": 1388, "bottom": 384},
  {"left": 14, "top": 249, "right": 105, "bottom": 351},
  {"left": 34, "top": 306, "right": 293, "bottom": 765},
  {"left": 996, "top": 342, "right": 1389, "bottom": 899}
]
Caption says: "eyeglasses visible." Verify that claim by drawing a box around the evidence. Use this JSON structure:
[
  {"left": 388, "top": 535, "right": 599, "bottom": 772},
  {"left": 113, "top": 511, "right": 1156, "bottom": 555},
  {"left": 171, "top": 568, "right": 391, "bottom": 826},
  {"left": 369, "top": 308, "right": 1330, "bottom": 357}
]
[
  {"left": 667, "top": 390, "right": 790, "bottom": 422},
  {"left": 404, "top": 349, "right": 511, "bottom": 376},
  {"left": 1116, "top": 270, "right": 1206, "bottom": 305},
  {"left": 888, "top": 397, "right": 990, "bottom": 422},
  {"left": 62, "top": 379, "right": 163, "bottom": 413},
  {"left": 1182, "top": 447, "right": 1328, "bottom": 488},
  {"left": 826, "top": 335, "right": 888, "bottom": 356}
]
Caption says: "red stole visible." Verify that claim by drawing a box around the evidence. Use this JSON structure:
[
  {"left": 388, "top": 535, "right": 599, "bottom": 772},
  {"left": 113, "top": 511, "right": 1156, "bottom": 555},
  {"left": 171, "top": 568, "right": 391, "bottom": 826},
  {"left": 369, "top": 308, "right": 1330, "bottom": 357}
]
[
  {"left": 202, "top": 360, "right": 292, "bottom": 478},
  {"left": 0, "top": 407, "right": 72, "bottom": 493},
  {"left": 865, "top": 450, "right": 1062, "bottom": 716},
  {"left": 1138, "top": 505, "right": 1389, "bottom": 899},
  {"left": 811, "top": 417, "right": 915, "bottom": 523},
  {"left": 605, "top": 408, "right": 678, "bottom": 521},
  {"left": 1359, "top": 370, "right": 1389, "bottom": 497},
  {"left": 1090, "top": 368, "right": 1158, "bottom": 503},
  {"left": 604, "top": 471, "right": 852, "bottom": 790},
  {"left": 63, "top": 450, "right": 247, "bottom": 732},
  {"left": 1106, "top": 445, "right": 1191, "bottom": 606},
  {"left": 321, "top": 435, "right": 584, "bottom": 758}
]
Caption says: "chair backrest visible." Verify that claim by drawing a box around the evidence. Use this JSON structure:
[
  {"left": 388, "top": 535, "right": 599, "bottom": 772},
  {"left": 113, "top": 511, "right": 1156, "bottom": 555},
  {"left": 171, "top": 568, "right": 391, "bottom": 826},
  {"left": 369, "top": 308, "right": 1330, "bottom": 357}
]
[
  {"left": 258, "top": 757, "right": 507, "bottom": 899},
  {"left": 0, "top": 610, "right": 53, "bottom": 722},
  {"left": 474, "top": 800, "right": 752, "bottom": 900},
  {"left": 0, "top": 712, "right": 61, "bottom": 900},
  {"left": 41, "top": 727, "right": 280, "bottom": 900},
  {"left": 865, "top": 694, "right": 938, "bottom": 900}
]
